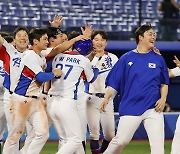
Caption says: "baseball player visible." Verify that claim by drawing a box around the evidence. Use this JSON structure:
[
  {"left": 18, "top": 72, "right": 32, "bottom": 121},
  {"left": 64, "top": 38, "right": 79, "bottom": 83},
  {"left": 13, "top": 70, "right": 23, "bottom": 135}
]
[
  {"left": 85, "top": 30, "right": 118, "bottom": 154},
  {"left": 47, "top": 38, "right": 103, "bottom": 154},
  {"left": 0, "top": 26, "right": 29, "bottom": 154},
  {"left": 101, "top": 24, "right": 169, "bottom": 154},
  {"left": 0, "top": 60, "right": 5, "bottom": 154},
  {"left": 20, "top": 25, "right": 91, "bottom": 153},
  {"left": 64, "top": 31, "right": 90, "bottom": 153},
  {"left": 169, "top": 56, "right": 180, "bottom": 154},
  {"left": 2, "top": 27, "right": 63, "bottom": 154}
]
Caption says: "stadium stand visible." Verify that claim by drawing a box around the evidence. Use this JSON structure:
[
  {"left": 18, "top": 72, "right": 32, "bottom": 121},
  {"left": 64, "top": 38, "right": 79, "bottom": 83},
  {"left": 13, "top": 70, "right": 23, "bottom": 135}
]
[{"left": 0, "top": 0, "right": 179, "bottom": 40}]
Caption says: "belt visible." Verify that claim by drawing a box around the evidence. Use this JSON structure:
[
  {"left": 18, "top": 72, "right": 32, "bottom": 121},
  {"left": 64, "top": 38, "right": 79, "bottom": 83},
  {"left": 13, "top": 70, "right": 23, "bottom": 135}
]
[
  {"left": 88, "top": 93, "right": 105, "bottom": 98},
  {"left": 24, "top": 95, "right": 39, "bottom": 99}
]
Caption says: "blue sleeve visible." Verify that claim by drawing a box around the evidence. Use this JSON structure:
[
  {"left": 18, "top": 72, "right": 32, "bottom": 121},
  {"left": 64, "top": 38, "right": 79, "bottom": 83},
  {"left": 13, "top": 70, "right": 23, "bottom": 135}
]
[
  {"left": 160, "top": 57, "right": 169, "bottom": 85},
  {"left": 89, "top": 68, "right": 99, "bottom": 83},
  {"left": 35, "top": 72, "right": 54, "bottom": 82},
  {"left": 45, "top": 61, "right": 52, "bottom": 72},
  {"left": 106, "top": 55, "right": 125, "bottom": 93}
]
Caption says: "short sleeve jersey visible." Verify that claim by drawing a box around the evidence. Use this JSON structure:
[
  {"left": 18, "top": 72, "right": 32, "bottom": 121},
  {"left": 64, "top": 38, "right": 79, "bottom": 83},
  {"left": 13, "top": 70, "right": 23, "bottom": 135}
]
[
  {"left": 48, "top": 51, "right": 95, "bottom": 99},
  {"left": 106, "top": 50, "right": 169, "bottom": 116},
  {"left": 0, "top": 39, "right": 27, "bottom": 92},
  {"left": 13, "top": 50, "right": 46, "bottom": 96}
]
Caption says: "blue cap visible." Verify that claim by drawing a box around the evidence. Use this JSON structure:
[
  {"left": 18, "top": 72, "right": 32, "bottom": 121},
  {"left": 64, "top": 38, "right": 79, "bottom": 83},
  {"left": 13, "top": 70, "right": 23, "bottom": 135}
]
[{"left": 74, "top": 39, "right": 93, "bottom": 56}]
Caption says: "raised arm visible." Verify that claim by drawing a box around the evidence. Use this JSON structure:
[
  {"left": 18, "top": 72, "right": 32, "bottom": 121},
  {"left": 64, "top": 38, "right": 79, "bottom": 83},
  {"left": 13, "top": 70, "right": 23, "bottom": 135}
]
[
  {"left": 171, "top": 0, "right": 180, "bottom": 10},
  {"left": 49, "top": 14, "right": 63, "bottom": 27},
  {"left": 47, "top": 24, "right": 93, "bottom": 57}
]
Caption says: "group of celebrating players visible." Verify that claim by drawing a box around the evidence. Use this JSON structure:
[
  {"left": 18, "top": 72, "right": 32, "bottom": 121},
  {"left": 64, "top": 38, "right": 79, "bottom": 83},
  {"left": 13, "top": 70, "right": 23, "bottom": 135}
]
[{"left": 0, "top": 14, "right": 180, "bottom": 154}]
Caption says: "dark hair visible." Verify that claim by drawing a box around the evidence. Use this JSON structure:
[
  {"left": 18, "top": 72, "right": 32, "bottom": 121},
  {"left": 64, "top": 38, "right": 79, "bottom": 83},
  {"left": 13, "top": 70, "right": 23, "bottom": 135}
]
[
  {"left": 4, "top": 35, "right": 14, "bottom": 43},
  {"left": 134, "top": 24, "right": 152, "bottom": 44},
  {"left": 28, "top": 28, "right": 47, "bottom": 45},
  {"left": 68, "top": 31, "right": 81, "bottom": 40},
  {"left": 0, "top": 32, "right": 10, "bottom": 38},
  {"left": 91, "top": 30, "right": 107, "bottom": 40},
  {"left": 47, "top": 27, "right": 63, "bottom": 40},
  {"left": 13, "top": 26, "right": 29, "bottom": 39}
]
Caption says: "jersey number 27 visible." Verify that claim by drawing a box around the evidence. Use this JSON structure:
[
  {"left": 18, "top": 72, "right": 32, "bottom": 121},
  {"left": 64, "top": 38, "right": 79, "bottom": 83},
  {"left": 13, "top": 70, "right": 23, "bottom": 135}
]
[{"left": 56, "top": 64, "right": 73, "bottom": 80}]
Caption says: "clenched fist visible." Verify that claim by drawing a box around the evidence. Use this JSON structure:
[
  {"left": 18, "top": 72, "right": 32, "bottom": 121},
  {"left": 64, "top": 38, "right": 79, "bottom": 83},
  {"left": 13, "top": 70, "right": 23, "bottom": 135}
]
[{"left": 52, "top": 68, "right": 63, "bottom": 77}]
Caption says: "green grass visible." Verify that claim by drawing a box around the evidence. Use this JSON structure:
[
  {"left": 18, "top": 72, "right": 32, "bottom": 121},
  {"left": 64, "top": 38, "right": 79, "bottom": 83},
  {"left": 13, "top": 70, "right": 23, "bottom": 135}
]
[{"left": 40, "top": 140, "right": 172, "bottom": 154}]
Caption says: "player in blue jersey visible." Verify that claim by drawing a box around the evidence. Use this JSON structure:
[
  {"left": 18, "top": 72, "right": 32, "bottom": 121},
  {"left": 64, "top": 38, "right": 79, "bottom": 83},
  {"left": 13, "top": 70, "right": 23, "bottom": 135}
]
[{"left": 101, "top": 24, "right": 169, "bottom": 154}]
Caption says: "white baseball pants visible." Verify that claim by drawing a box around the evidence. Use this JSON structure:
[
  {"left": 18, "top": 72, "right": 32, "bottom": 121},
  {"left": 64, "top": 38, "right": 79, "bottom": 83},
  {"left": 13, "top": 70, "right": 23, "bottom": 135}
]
[
  {"left": 171, "top": 115, "right": 180, "bottom": 154},
  {"left": 49, "top": 96, "right": 84, "bottom": 154},
  {"left": 103, "top": 109, "right": 164, "bottom": 154},
  {"left": 87, "top": 95, "right": 115, "bottom": 141},
  {"left": 3, "top": 93, "right": 49, "bottom": 154}
]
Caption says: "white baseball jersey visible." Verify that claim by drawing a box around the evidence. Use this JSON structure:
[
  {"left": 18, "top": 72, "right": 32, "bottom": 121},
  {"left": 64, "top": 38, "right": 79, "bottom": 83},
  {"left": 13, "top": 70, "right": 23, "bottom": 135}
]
[
  {"left": 48, "top": 51, "right": 96, "bottom": 99},
  {"left": 0, "top": 60, "right": 5, "bottom": 99},
  {"left": 171, "top": 67, "right": 180, "bottom": 77},
  {"left": 41, "top": 47, "right": 52, "bottom": 57},
  {"left": 0, "top": 39, "right": 27, "bottom": 92},
  {"left": 13, "top": 50, "right": 46, "bottom": 96},
  {"left": 87, "top": 51, "right": 118, "bottom": 93}
]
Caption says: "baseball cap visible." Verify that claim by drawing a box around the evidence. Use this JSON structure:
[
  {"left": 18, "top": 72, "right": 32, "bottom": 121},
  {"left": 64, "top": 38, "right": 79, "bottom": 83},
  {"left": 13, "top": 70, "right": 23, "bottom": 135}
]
[
  {"left": 74, "top": 39, "right": 93, "bottom": 56},
  {"left": 47, "top": 27, "right": 63, "bottom": 38}
]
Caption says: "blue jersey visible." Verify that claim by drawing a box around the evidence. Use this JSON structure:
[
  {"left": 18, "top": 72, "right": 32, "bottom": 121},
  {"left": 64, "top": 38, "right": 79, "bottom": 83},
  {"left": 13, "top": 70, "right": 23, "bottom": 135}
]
[{"left": 106, "top": 50, "right": 169, "bottom": 116}]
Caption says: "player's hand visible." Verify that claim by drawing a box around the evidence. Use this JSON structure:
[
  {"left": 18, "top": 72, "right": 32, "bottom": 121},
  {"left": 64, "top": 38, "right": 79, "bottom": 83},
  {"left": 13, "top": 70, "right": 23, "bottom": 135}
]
[
  {"left": 74, "top": 35, "right": 87, "bottom": 42},
  {"left": 155, "top": 98, "right": 166, "bottom": 112},
  {"left": 101, "top": 99, "right": 108, "bottom": 112},
  {"left": 52, "top": 68, "right": 63, "bottom": 77},
  {"left": 173, "top": 56, "right": 180, "bottom": 68},
  {"left": 49, "top": 15, "right": 63, "bottom": 27},
  {"left": 152, "top": 47, "right": 161, "bottom": 55},
  {"left": 81, "top": 24, "right": 93, "bottom": 39}
]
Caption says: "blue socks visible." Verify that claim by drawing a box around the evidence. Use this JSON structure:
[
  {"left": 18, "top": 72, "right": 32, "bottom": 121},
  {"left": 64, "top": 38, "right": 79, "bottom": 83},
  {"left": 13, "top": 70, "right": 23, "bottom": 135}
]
[
  {"left": 90, "top": 140, "right": 100, "bottom": 154},
  {"left": 100, "top": 139, "right": 110, "bottom": 153}
]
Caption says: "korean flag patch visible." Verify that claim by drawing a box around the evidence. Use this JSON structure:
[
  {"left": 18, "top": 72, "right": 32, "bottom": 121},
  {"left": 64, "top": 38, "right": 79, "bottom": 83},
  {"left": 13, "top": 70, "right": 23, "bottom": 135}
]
[{"left": 148, "top": 63, "right": 156, "bottom": 68}]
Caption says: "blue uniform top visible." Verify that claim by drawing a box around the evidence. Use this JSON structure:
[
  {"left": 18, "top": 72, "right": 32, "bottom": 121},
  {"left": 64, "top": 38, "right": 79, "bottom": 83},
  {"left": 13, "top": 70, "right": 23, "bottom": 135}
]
[{"left": 106, "top": 50, "right": 169, "bottom": 116}]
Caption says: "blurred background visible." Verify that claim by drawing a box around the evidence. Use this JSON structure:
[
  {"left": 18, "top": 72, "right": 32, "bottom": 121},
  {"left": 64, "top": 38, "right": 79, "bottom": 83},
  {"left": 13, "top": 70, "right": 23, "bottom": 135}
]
[{"left": 0, "top": 0, "right": 179, "bottom": 41}]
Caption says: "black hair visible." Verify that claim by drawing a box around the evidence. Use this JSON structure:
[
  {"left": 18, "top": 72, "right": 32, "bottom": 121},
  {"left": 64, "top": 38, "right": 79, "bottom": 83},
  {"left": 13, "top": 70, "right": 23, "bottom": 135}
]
[
  {"left": 13, "top": 26, "right": 29, "bottom": 39},
  {"left": 134, "top": 24, "right": 153, "bottom": 44},
  {"left": 91, "top": 29, "right": 107, "bottom": 40},
  {"left": 68, "top": 31, "right": 81, "bottom": 40},
  {"left": 47, "top": 27, "right": 63, "bottom": 40},
  {"left": 28, "top": 28, "right": 47, "bottom": 45},
  {"left": 4, "top": 35, "right": 14, "bottom": 43},
  {"left": 0, "top": 32, "right": 10, "bottom": 38}
]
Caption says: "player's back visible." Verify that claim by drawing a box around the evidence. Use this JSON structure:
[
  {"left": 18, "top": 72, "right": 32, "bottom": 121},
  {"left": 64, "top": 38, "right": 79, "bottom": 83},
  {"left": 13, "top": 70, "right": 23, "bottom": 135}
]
[{"left": 48, "top": 52, "right": 94, "bottom": 99}]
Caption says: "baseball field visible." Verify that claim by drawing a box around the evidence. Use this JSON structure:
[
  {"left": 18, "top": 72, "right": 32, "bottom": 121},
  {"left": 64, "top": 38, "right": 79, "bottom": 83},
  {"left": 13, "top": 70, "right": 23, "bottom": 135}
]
[{"left": 40, "top": 140, "right": 172, "bottom": 154}]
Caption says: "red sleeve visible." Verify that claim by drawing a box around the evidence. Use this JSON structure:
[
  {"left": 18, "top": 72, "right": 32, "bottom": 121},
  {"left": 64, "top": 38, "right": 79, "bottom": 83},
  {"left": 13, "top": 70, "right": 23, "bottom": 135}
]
[{"left": 0, "top": 46, "right": 6, "bottom": 61}]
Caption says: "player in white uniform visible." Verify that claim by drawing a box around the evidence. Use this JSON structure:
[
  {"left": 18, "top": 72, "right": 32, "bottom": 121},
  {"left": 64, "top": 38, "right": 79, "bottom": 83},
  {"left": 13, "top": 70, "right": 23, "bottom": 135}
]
[
  {"left": 85, "top": 30, "right": 118, "bottom": 154},
  {"left": 20, "top": 25, "right": 91, "bottom": 154},
  {"left": 48, "top": 39, "right": 102, "bottom": 154},
  {"left": 0, "top": 26, "right": 29, "bottom": 154},
  {"left": 2, "top": 28, "right": 63, "bottom": 154},
  {"left": 101, "top": 24, "right": 169, "bottom": 154},
  {"left": 169, "top": 56, "right": 180, "bottom": 154},
  {"left": 0, "top": 60, "right": 5, "bottom": 154}
]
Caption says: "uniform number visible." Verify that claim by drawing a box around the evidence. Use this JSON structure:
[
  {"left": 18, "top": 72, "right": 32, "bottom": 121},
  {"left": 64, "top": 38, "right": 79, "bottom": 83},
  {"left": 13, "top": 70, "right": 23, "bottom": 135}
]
[{"left": 56, "top": 64, "right": 73, "bottom": 80}]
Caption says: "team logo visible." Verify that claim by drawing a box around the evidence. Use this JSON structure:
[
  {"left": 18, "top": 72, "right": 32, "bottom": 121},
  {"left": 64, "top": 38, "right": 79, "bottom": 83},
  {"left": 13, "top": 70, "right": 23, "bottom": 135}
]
[
  {"left": 12, "top": 57, "right": 21, "bottom": 67},
  {"left": 128, "top": 62, "right": 133, "bottom": 66},
  {"left": 148, "top": 63, "right": 156, "bottom": 68}
]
